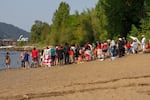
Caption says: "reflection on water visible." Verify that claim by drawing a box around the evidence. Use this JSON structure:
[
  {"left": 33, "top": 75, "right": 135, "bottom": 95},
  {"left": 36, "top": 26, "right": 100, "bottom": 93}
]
[{"left": 0, "top": 50, "right": 31, "bottom": 70}]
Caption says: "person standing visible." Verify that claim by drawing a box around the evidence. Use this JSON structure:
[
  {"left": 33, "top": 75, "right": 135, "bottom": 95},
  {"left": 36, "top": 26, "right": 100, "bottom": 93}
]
[
  {"left": 5, "top": 52, "right": 11, "bottom": 69},
  {"left": 110, "top": 40, "right": 116, "bottom": 60},
  {"left": 23, "top": 50, "right": 30, "bottom": 68},
  {"left": 97, "top": 42, "right": 102, "bottom": 59},
  {"left": 74, "top": 44, "right": 80, "bottom": 64},
  {"left": 31, "top": 47, "right": 39, "bottom": 67},
  {"left": 64, "top": 43, "right": 69, "bottom": 64},
  {"left": 101, "top": 41, "right": 108, "bottom": 61},
  {"left": 20, "top": 50, "right": 25, "bottom": 68},
  {"left": 126, "top": 41, "right": 132, "bottom": 54},
  {"left": 57, "top": 46, "right": 64, "bottom": 66},
  {"left": 118, "top": 38, "right": 124, "bottom": 57},
  {"left": 51, "top": 46, "right": 56, "bottom": 66},
  {"left": 131, "top": 39, "right": 139, "bottom": 54},
  {"left": 68, "top": 48, "right": 74, "bottom": 64},
  {"left": 43, "top": 47, "right": 51, "bottom": 67},
  {"left": 141, "top": 35, "right": 146, "bottom": 53}
]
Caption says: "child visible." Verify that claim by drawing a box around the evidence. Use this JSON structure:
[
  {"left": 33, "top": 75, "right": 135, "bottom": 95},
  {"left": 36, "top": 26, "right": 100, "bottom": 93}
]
[{"left": 68, "top": 48, "right": 74, "bottom": 64}]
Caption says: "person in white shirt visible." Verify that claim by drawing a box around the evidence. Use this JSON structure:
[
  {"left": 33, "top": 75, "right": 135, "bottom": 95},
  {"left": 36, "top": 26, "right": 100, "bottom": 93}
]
[
  {"left": 141, "top": 35, "right": 146, "bottom": 53},
  {"left": 43, "top": 47, "right": 51, "bottom": 67},
  {"left": 131, "top": 39, "right": 139, "bottom": 54}
]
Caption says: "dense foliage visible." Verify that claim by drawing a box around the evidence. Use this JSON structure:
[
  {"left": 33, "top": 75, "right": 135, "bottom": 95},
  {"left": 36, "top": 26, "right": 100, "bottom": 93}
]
[{"left": 30, "top": 0, "right": 149, "bottom": 45}]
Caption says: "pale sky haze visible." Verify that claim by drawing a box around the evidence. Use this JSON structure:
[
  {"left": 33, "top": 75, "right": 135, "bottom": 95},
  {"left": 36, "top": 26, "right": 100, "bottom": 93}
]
[{"left": 0, "top": 0, "right": 98, "bottom": 32}]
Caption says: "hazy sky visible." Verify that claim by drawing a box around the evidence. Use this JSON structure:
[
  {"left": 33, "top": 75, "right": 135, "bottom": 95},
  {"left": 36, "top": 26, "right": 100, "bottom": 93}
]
[{"left": 0, "top": 0, "right": 98, "bottom": 32}]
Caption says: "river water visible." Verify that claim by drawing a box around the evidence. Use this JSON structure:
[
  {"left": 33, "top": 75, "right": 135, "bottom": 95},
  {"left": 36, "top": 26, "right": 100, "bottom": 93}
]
[{"left": 0, "top": 50, "right": 32, "bottom": 70}]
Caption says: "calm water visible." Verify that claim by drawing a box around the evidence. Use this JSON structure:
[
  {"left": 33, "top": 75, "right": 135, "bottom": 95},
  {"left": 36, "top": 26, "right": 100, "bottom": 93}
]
[{"left": 0, "top": 50, "right": 32, "bottom": 70}]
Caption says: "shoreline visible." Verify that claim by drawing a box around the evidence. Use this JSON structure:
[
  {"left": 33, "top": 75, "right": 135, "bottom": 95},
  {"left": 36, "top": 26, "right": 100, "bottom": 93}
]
[
  {"left": 0, "top": 45, "right": 43, "bottom": 51},
  {"left": 0, "top": 52, "right": 147, "bottom": 71},
  {"left": 0, "top": 51, "right": 147, "bottom": 71},
  {"left": 0, "top": 53, "right": 150, "bottom": 100}
]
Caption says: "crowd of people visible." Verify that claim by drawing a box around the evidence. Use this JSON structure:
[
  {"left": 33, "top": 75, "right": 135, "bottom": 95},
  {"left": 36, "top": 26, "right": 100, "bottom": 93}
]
[{"left": 5, "top": 35, "right": 150, "bottom": 69}]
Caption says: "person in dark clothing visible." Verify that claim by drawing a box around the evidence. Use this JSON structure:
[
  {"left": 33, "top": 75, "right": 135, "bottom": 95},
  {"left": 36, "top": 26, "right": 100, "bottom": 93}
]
[
  {"left": 57, "top": 46, "right": 64, "bottom": 65},
  {"left": 118, "top": 38, "right": 124, "bottom": 57},
  {"left": 122, "top": 37, "right": 126, "bottom": 56},
  {"left": 64, "top": 43, "right": 69, "bottom": 64},
  {"left": 74, "top": 44, "right": 80, "bottom": 63},
  {"left": 24, "top": 51, "right": 30, "bottom": 68}
]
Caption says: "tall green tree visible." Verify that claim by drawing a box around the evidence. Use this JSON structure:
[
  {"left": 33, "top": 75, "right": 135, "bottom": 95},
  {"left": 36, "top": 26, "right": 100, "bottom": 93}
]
[
  {"left": 40, "top": 23, "right": 51, "bottom": 44},
  {"left": 98, "top": 0, "right": 145, "bottom": 38},
  {"left": 52, "top": 2, "right": 70, "bottom": 27},
  {"left": 51, "top": 2, "right": 70, "bottom": 45},
  {"left": 95, "top": 0, "right": 108, "bottom": 40},
  {"left": 30, "top": 20, "right": 44, "bottom": 43},
  {"left": 140, "top": 0, "right": 150, "bottom": 39}
]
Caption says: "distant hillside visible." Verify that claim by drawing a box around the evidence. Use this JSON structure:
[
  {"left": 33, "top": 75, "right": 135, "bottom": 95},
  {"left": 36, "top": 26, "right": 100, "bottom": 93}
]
[{"left": 0, "top": 22, "right": 30, "bottom": 40}]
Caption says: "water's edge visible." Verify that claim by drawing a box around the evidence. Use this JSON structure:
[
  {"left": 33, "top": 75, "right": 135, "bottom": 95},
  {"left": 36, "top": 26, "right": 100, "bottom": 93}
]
[{"left": 0, "top": 50, "right": 32, "bottom": 70}]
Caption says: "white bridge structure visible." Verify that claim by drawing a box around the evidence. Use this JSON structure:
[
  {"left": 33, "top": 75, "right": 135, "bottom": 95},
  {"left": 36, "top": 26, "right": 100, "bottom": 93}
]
[{"left": 17, "top": 35, "right": 29, "bottom": 42}]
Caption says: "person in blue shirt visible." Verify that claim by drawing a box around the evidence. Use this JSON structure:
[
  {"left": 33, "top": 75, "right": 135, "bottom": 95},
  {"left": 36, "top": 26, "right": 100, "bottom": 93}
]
[
  {"left": 24, "top": 50, "right": 30, "bottom": 68},
  {"left": 51, "top": 47, "right": 56, "bottom": 66}
]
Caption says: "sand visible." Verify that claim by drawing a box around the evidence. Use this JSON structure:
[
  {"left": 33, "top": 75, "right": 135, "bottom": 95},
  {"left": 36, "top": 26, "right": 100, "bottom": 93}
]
[{"left": 0, "top": 53, "right": 150, "bottom": 100}]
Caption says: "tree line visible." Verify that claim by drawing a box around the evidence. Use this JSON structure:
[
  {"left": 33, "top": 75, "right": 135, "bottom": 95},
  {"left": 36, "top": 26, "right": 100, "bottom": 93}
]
[{"left": 30, "top": 0, "right": 150, "bottom": 46}]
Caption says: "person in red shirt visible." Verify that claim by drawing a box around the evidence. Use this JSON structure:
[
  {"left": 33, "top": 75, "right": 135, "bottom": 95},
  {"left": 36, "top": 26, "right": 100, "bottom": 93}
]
[
  {"left": 101, "top": 41, "right": 108, "bottom": 61},
  {"left": 125, "top": 41, "right": 132, "bottom": 54},
  {"left": 68, "top": 48, "right": 74, "bottom": 64},
  {"left": 31, "top": 47, "right": 39, "bottom": 66},
  {"left": 145, "top": 42, "right": 150, "bottom": 53},
  {"left": 97, "top": 43, "right": 102, "bottom": 59},
  {"left": 146, "top": 41, "right": 150, "bottom": 49}
]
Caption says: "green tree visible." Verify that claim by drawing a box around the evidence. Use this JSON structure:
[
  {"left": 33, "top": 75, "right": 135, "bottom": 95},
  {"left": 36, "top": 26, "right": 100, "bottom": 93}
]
[
  {"left": 30, "top": 20, "right": 44, "bottom": 43},
  {"left": 95, "top": 0, "right": 108, "bottom": 40},
  {"left": 140, "top": 0, "right": 150, "bottom": 39},
  {"left": 40, "top": 23, "right": 51, "bottom": 45},
  {"left": 52, "top": 2, "right": 70, "bottom": 27},
  {"left": 100, "top": 0, "right": 145, "bottom": 38},
  {"left": 29, "top": 0, "right": 149, "bottom": 46},
  {"left": 128, "top": 24, "right": 139, "bottom": 39},
  {"left": 51, "top": 2, "right": 70, "bottom": 45}
]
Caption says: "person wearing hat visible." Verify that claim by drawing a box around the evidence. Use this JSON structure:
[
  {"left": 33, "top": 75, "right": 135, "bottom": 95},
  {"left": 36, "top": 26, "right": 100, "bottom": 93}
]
[{"left": 141, "top": 35, "right": 146, "bottom": 53}]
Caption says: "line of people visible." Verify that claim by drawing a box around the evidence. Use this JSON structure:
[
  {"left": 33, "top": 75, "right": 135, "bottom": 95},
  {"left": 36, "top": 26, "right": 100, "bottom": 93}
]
[{"left": 19, "top": 35, "right": 149, "bottom": 68}]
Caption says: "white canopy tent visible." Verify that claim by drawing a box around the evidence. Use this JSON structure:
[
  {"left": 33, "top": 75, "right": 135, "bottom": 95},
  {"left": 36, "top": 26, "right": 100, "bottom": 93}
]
[{"left": 129, "top": 36, "right": 141, "bottom": 44}]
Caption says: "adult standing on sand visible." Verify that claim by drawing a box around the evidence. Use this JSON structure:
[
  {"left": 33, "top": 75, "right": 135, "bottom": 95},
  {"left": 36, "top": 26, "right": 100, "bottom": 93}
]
[
  {"left": 64, "top": 43, "right": 70, "bottom": 64},
  {"left": 23, "top": 50, "right": 30, "bottom": 68},
  {"left": 141, "top": 35, "right": 146, "bottom": 53},
  {"left": 5, "top": 52, "right": 11, "bottom": 69},
  {"left": 43, "top": 47, "right": 51, "bottom": 67},
  {"left": 20, "top": 50, "right": 25, "bottom": 68},
  {"left": 31, "top": 47, "right": 39, "bottom": 66}
]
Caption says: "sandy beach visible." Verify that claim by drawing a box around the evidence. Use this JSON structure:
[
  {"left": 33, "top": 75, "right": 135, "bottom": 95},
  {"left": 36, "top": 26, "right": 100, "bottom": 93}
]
[{"left": 0, "top": 53, "right": 150, "bottom": 100}]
